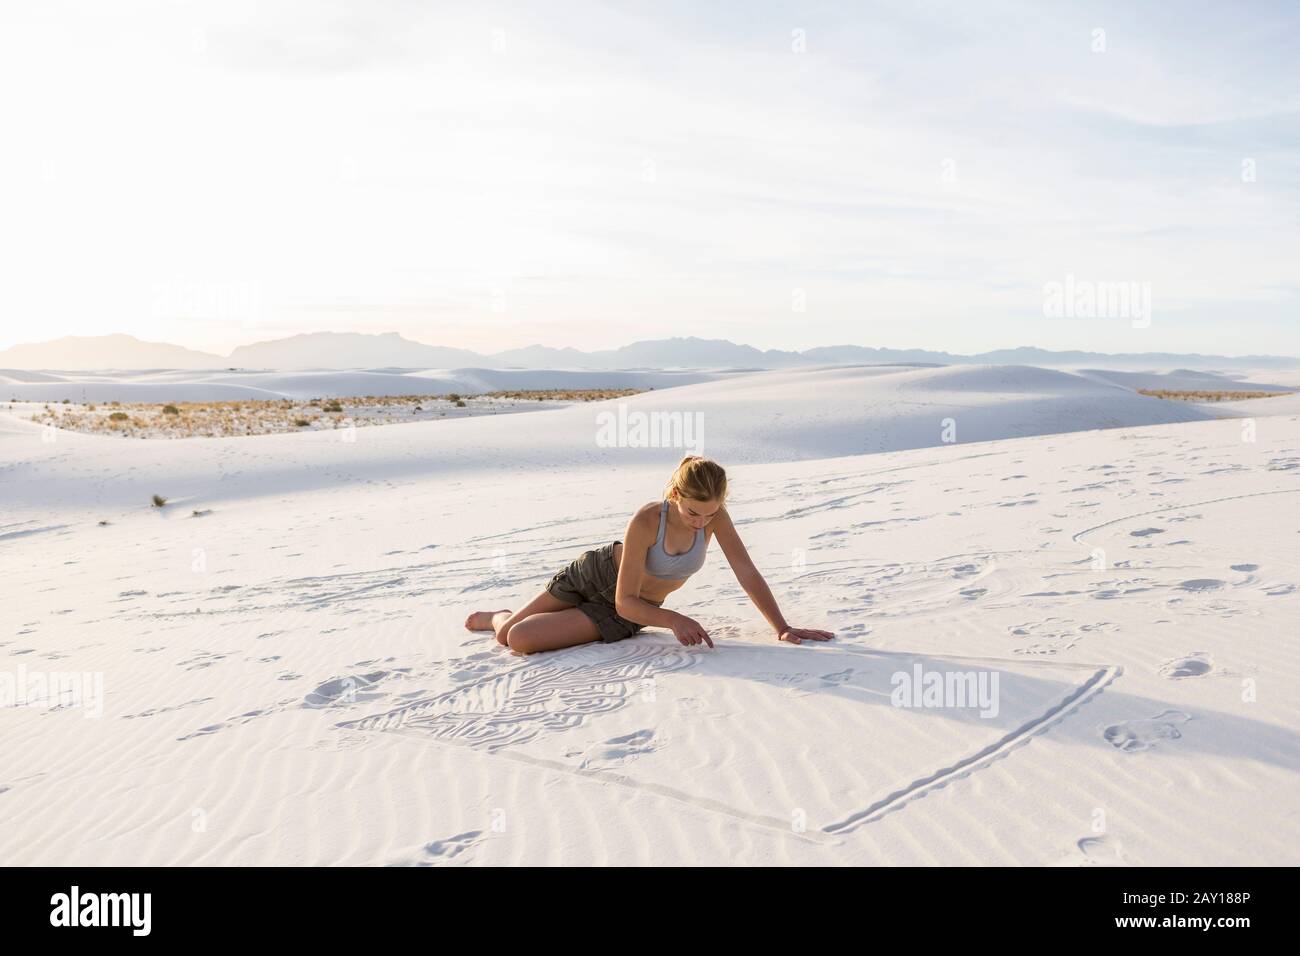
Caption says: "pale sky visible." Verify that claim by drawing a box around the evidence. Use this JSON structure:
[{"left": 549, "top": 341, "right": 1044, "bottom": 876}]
[{"left": 1, "top": 0, "right": 1297, "bottom": 357}]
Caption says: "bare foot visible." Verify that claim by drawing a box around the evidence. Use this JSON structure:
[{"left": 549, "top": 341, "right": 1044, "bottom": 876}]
[{"left": 465, "top": 610, "right": 509, "bottom": 631}]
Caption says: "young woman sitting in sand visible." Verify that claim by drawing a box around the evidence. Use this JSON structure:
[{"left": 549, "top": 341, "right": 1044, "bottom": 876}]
[{"left": 465, "top": 455, "right": 835, "bottom": 654}]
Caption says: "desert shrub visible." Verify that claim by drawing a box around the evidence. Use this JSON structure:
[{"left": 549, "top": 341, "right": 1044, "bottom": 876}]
[
  {"left": 162, "top": 405, "right": 179, "bottom": 415},
  {"left": 294, "top": 418, "right": 311, "bottom": 427},
  {"left": 109, "top": 411, "right": 129, "bottom": 421},
  {"left": 1138, "top": 388, "right": 1283, "bottom": 402},
  {"left": 454, "top": 399, "right": 466, "bottom": 407},
  {"left": 152, "top": 494, "right": 167, "bottom": 507}
]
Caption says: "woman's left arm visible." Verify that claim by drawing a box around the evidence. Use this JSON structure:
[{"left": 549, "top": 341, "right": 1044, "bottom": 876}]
[{"left": 711, "top": 507, "right": 835, "bottom": 645}]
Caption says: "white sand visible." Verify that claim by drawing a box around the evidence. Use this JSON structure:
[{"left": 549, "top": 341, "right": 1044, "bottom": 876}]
[{"left": 1, "top": 363, "right": 1297, "bottom": 865}]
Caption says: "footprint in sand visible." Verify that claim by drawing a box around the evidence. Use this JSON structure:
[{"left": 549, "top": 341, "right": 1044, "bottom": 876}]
[
  {"left": 177, "top": 723, "right": 228, "bottom": 741},
  {"left": 1178, "top": 579, "right": 1224, "bottom": 592},
  {"left": 397, "top": 830, "right": 484, "bottom": 865},
  {"left": 573, "top": 729, "right": 660, "bottom": 770},
  {"left": 303, "top": 671, "right": 390, "bottom": 708},
  {"left": 1078, "top": 836, "right": 1125, "bottom": 865},
  {"left": 1159, "top": 653, "right": 1212, "bottom": 680},
  {"left": 1103, "top": 711, "right": 1191, "bottom": 752},
  {"left": 819, "top": 668, "right": 854, "bottom": 685},
  {"left": 1060, "top": 835, "right": 1126, "bottom": 867}
]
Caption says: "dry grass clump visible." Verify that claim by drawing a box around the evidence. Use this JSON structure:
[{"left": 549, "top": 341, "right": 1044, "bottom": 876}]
[
  {"left": 26, "top": 388, "right": 646, "bottom": 438},
  {"left": 484, "top": 388, "right": 639, "bottom": 401},
  {"left": 1138, "top": 389, "right": 1288, "bottom": 402}
]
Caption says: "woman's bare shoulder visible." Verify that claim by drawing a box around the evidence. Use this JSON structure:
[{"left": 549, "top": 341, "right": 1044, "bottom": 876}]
[
  {"left": 706, "top": 504, "right": 733, "bottom": 543},
  {"left": 633, "top": 500, "right": 663, "bottom": 520},
  {"left": 627, "top": 500, "right": 662, "bottom": 533}
]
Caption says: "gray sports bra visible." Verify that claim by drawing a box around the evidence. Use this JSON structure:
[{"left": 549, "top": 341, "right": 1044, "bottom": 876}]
[{"left": 644, "top": 500, "right": 708, "bottom": 580}]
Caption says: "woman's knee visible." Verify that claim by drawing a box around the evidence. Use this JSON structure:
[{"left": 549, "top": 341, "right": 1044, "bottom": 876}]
[
  {"left": 495, "top": 610, "right": 531, "bottom": 647},
  {"left": 505, "top": 621, "right": 539, "bottom": 654}
]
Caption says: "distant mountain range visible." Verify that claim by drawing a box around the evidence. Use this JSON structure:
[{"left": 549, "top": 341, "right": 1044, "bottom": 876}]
[{"left": 2, "top": 331, "right": 1297, "bottom": 371}]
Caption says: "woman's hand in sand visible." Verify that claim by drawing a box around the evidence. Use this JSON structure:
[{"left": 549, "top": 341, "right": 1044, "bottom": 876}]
[
  {"left": 670, "top": 613, "right": 714, "bottom": 648},
  {"left": 778, "top": 626, "right": 835, "bottom": 645}
]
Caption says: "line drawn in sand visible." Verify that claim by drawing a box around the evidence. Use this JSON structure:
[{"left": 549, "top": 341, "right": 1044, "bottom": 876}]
[{"left": 337, "top": 641, "right": 1121, "bottom": 846}]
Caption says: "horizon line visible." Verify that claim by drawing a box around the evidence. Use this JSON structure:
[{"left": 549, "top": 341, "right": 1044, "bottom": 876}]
[{"left": 2, "top": 331, "right": 1297, "bottom": 364}]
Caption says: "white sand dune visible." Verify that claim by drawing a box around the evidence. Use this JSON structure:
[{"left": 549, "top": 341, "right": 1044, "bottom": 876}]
[
  {"left": 1, "top": 363, "right": 1297, "bottom": 865},
  {"left": 0, "top": 366, "right": 740, "bottom": 404}
]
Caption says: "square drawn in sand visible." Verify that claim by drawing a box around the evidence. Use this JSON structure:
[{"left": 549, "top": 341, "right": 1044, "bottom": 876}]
[{"left": 338, "top": 641, "right": 1115, "bottom": 838}]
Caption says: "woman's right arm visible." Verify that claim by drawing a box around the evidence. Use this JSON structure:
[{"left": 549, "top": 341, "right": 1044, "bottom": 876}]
[{"left": 614, "top": 507, "right": 713, "bottom": 647}]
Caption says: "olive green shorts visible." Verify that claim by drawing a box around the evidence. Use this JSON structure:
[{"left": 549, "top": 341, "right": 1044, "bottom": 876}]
[{"left": 545, "top": 541, "right": 663, "bottom": 643}]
